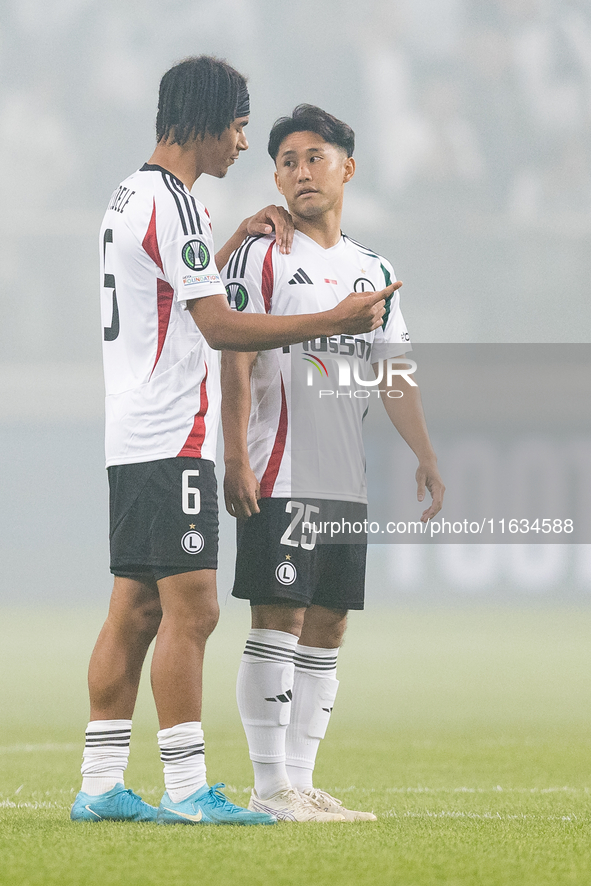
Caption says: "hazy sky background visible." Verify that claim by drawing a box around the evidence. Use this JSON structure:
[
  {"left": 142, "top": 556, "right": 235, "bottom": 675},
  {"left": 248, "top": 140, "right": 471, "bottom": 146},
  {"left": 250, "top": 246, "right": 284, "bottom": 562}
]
[{"left": 1, "top": 0, "right": 589, "bottom": 602}]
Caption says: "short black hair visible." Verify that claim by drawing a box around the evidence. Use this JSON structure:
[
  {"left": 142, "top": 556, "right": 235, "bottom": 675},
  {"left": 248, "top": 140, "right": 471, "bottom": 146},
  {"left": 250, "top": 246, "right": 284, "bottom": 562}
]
[
  {"left": 156, "top": 56, "right": 248, "bottom": 145},
  {"left": 268, "top": 104, "right": 355, "bottom": 161}
]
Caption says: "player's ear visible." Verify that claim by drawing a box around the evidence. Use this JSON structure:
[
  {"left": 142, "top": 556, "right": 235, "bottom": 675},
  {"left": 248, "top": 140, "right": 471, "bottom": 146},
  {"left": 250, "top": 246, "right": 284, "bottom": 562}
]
[
  {"left": 343, "top": 156, "right": 355, "bottom": 183},
  {"left": 274, "top": 169, "right": 284, "bottom": 195}
]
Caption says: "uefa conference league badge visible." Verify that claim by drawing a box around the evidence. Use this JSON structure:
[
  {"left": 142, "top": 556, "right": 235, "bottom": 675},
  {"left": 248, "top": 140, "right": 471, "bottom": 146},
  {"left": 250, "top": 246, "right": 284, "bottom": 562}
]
[
  {"left": 225, "top": 281, "right": 249, "bottom": 311},
  {"left": 181, "top": 239, "right": 210, "bottom": 271}
]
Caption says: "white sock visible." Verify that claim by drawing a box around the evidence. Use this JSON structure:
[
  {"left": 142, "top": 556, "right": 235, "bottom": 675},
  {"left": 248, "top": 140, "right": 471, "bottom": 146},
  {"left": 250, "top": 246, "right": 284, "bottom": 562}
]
[
  {"left": 285, "top": 645, "right": 339, "bottom": 792},
  {"left": 236, "top": 628, "right": 298, "bottom": 799},
  {"left": 158, "top": 721, "right": 206, "bottom": 803},
  {"left": 80, "top": 719, "right": 132, "bottom": 795}
]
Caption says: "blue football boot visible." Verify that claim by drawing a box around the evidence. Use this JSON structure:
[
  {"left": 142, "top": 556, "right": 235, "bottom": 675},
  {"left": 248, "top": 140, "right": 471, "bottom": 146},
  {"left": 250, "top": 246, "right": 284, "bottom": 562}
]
[
  {"left": 70, "top": 784, "right": 157, "bottom": 822},
  {"left": 157, "top": 783, "right": 276, "bottom": 825}
]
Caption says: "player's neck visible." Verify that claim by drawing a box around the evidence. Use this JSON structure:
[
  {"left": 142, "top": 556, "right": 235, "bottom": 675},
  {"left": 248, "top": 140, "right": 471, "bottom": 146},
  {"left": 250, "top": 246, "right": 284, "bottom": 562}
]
[
  {"left": 147, "top": 141, "right": 202, "bottom": 190},
  {"left": 293, "top": 212, "right": 342, "bottom": 250}
]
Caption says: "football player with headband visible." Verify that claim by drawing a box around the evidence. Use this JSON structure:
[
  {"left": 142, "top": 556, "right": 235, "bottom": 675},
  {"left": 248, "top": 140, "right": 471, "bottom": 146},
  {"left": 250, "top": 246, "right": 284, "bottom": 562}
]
[{"left": 71, "top": 59, "right": 393, "bottom": 827}]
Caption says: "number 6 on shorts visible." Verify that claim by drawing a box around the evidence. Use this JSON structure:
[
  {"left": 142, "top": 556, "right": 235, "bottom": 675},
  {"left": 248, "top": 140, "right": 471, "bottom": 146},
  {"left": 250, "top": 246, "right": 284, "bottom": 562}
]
[{"left": 182, "top": 470, "right": 201, "bottom": 515}]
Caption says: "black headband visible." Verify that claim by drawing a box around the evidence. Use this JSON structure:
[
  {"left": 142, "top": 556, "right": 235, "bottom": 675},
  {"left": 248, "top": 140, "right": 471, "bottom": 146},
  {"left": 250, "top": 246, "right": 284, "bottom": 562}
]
[{"left": 235, "top": 83, "right": 250, "bottom": 118}]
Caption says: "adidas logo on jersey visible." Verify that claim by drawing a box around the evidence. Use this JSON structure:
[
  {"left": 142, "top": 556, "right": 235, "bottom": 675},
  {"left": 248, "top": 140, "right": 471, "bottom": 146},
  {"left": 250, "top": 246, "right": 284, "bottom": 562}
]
[{"left": 288, "top": 268, "right": 313, "bottom": 285}]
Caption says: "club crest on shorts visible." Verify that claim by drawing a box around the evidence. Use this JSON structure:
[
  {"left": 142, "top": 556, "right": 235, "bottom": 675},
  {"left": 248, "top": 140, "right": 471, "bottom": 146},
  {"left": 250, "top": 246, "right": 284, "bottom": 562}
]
[
  {"left": 181, "top": 530, "right": 204, "bottom": 555},
  {"left": 275, "top": 559, "right": 297, "bottom": 586},
  {"left": 182, "top": 239, "right": 210, "bottom": 271}
]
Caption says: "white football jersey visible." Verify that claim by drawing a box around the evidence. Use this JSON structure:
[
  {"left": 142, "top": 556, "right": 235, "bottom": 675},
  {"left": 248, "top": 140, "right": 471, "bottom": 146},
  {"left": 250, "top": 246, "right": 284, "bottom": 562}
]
[
  {"left": 222, "top": 230, "right": 411, "bottom": 502},
  {"left": 100, "top": 164, "right": 225, "bottom": 467}
]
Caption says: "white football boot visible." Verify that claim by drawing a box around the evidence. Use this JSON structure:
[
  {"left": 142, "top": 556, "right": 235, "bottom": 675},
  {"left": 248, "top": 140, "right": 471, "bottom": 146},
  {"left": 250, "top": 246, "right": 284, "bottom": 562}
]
[
  {"left": 248, "top": 788, "right": 345, "bottom": 822},
  {"left": 301, "top": 788, "right": 377, "bottom": 821}
]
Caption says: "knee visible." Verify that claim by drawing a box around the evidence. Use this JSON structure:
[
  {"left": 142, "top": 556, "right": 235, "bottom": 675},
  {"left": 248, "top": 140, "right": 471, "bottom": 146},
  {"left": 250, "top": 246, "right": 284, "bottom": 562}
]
[
  {"left": 113, "top": 598, "right": 162, "bottom": 646},
  {"left": 165, "top": 598, "right": 219, "bottom": 643},
  {"left": 198, "top": 599, "right": 220, "bottom": 640},
  {"left": 157, "top": 571, "right": 220, "bottom": 642},
  {"left": 300, "top": 606, "right": 347, "bottom": 648},
  {"left": 136, "top": 597, "right": 163, "bottom": 642},
  {"left": 108, "top": 577, "right": 162, "bottom": 646},
  {"left": 251, "top": 605, "right": 305, "bottom": 636}
]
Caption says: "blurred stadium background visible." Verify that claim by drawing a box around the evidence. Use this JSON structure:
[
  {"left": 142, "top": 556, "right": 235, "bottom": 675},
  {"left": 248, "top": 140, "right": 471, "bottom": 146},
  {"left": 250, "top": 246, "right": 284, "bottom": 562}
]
[{"left": 1, "top": 0, "right": 590, "bottom": 605}]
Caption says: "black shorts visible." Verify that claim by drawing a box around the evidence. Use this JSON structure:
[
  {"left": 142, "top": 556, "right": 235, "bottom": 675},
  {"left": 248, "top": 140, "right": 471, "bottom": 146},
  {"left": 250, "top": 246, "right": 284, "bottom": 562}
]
[
  {"left": 108, "top": 457, "right": 218, "bottom": 581},
  {"left": 232, "top": 498, "right": 367, "bottom": 610}
]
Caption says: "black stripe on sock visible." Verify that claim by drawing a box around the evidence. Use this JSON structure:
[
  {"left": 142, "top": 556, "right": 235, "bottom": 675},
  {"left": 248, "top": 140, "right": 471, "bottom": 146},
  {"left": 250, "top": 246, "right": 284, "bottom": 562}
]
[
  {"left": 160, "top": 745, "right": 205, "bottom": 761},
  {"left": 245, "top": 640, "right": 294, "bottom": 658},
  {"left": 86, "top": 729, "right": 131, "bottom": 736},
  {"left": 243, "top": 650, "right": 294, "bottom": 663},
  {"left": 294, "top": 656, "right": 337, "bottom": 665},
  {"left": 294, "top": 661, "right": 337, "bottom": 672}
]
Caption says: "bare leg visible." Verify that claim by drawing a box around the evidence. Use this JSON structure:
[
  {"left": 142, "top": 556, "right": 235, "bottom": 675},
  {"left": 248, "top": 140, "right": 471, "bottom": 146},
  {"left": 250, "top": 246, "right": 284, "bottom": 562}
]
[
  {"left": 299, "top": 605, "right": 348, "bottom": 648},
  {"left": 88, "top": 576, "right": 162, "bottom": 720},
  {"left": 249, "top": 604, "right": 347, "bottom": 643},
  {"left": 150, "top": 569, "right": 219, "bottom": 729},
  {"left": 250, "top": 604, "right": 306, "bottom": 634}
]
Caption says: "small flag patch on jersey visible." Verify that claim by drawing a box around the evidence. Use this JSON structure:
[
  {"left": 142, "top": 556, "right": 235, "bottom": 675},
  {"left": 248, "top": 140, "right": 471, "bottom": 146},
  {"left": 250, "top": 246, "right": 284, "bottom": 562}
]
[{"left": 324, "top": 278, "right": 337, "bottom": 284}]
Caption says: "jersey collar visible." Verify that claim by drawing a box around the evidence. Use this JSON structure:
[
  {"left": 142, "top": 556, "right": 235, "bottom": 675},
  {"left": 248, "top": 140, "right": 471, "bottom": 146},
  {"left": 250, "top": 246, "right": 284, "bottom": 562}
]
[
  {"left": 293, "top": 229, "right": 345, "bottom": 256},
  {"left": 140, "top": 163, "right": 188, "bottom": 190}
]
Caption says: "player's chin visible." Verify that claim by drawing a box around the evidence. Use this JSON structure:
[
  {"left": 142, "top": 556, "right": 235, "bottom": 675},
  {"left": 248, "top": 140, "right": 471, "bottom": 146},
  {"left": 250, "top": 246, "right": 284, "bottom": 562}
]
[
  {"left": 211, "top": 161, "right": 233, "bottom": 179},
  {"left": 296, "top": 203, "right": 324, "bottom": 219},
  {"left": 221, "top": 157, "right": 238, "bottom": 176}
]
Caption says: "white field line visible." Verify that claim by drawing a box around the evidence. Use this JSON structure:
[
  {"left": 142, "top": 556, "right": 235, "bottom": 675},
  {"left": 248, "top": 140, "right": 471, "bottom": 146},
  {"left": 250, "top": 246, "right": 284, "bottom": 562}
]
[
  {"left": 381, "top": 810, "right": 586, "bottom": 821},
  {"left": 0, "top": 800, "right": 65, "bottom": 809},
  {"left": 331, "top": 785, "right": 590, "bottom": 795},
  {"left": 0, "top": 743, "right": 80, "bottom": 754}
]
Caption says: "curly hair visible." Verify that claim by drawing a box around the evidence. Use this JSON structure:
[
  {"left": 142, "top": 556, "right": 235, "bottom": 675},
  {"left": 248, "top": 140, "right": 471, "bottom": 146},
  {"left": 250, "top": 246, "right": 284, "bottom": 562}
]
[{"left": 156, "top": 56, "right": 248, "bottom": 145}]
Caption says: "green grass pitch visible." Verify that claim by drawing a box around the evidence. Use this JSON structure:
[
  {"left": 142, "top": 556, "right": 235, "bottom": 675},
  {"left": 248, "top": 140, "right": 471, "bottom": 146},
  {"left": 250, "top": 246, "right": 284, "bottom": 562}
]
[{"left": 2, "top": 604, "right": 591, "bottom": 885}]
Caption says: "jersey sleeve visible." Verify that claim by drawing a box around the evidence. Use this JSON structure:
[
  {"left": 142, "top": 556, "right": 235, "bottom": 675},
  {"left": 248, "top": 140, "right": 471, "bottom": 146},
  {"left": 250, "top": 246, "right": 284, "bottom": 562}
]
[
  {"left": 154, "top": 189, "right": 224, "bottom": 304},
  {"left": 220, "top": 234, "right": 275, "bottom": 315},
  {"left": 371, "top": 257, "right": 412, "bottom": 363}
]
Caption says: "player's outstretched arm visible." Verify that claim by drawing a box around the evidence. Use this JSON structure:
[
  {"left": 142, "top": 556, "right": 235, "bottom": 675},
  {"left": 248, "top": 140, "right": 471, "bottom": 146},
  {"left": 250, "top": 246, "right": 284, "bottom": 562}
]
[
  {"left": 373, "top": 358, "right": 445, "bottom": 522},
  {"left": 215, "top": 205, "right": 295, "bottom": 271},
  {"left": 221, "top": 350, "right": 261, "bottom": 519},
  {"left": 189, "top": 283, "right": 397, "bottom": 352}
]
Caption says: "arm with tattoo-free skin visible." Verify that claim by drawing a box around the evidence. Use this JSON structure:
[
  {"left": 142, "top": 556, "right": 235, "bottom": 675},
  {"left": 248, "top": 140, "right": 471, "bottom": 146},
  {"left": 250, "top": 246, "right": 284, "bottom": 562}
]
[
  {"left": 189, "top": 283, "right": 398, "bottom": 352},
  {"left": 373, "top": 358, "right": 445, "bottom": 522},
  {"left": 221, "top": 350, "right": 260, "bottom": 518}
]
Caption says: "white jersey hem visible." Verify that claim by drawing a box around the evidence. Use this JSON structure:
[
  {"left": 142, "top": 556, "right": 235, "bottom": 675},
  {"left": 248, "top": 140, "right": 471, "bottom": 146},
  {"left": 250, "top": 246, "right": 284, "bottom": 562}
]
[
  {"left": 105, "top": 450, "right": 217, "bottom": 468},
  {"left": 263, "top": 490, "right": 368, "bottom": 504}
]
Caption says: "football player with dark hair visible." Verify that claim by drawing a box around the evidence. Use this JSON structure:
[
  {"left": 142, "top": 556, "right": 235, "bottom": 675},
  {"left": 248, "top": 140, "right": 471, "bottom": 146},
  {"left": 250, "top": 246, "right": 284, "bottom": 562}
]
[
  {"left": 221, "top": 105, "right": 444, "bottom": 822},
  {"left": 70, "top": 61, "right": 393, "bottom": 827}
]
